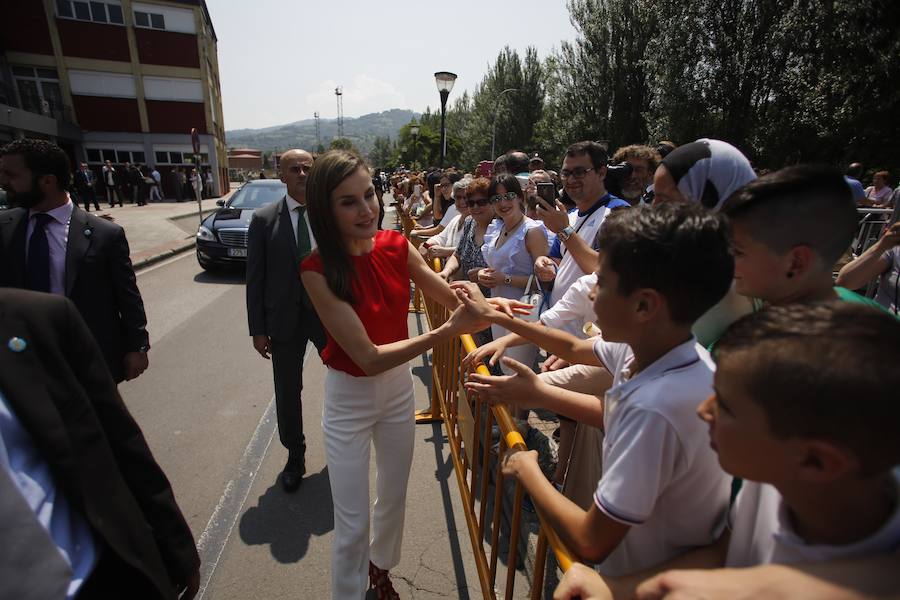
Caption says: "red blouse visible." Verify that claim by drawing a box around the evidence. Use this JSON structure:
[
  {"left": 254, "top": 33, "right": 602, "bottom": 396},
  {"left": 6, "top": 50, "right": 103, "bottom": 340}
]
[{"left": 300, "top": 229, "right": 411, "bottom": 376}]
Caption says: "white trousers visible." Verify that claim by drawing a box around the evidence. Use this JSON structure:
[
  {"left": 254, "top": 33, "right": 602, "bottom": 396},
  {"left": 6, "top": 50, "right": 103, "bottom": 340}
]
[{"left": 323, "top": 364, "right": 416, "bottom": 599}]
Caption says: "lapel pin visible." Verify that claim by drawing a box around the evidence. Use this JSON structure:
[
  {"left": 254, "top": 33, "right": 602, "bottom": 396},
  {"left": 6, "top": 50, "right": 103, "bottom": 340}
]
[{"left": 7, "top": 337, "right": 27, "bottom": 353}]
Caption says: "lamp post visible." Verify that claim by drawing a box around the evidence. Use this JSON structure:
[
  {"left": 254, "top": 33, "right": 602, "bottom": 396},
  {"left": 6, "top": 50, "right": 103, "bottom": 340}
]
[
  {"left": 434, "top": 71, "right": 457, "bottom": 168},
  {"left": 491, "top": 88, "right": 519, "bottom": 161},
  {"left": 409, "top": 122, "right": 420, "bottom": 170}
]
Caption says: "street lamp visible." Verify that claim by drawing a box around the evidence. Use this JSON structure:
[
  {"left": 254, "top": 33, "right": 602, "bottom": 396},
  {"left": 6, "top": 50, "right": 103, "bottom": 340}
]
[
  {"left": 409, "top": 122, "right": 420, "bottom": 170},
  {"left": 434, "top": 71, "right": 457, "bottom": 168},
  {"left": 491, "top": 88, "right": 519, "bottom": 160}
]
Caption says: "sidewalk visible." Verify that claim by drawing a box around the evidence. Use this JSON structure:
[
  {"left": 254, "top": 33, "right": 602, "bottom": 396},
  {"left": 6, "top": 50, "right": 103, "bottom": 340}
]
[{"left": 94, "top": 184, "right": 237, "bottom": 270}]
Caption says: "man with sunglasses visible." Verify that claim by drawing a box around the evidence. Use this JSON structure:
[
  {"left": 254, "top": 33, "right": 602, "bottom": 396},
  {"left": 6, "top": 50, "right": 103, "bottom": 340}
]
[
  {"left": 246, "top": 149, "right": 326, "bottom": 492},
  {"left": 534, "top": 141, "right": 630, "bottom": 307}
]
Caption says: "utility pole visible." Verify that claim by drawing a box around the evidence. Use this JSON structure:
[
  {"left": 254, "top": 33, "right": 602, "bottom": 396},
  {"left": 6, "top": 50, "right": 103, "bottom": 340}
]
[
  {"left": 314, "top": 112, "right": 321, "bottom": 150},
  {"left": 335, "top": 87, "right": 344, "bottom": 139}
]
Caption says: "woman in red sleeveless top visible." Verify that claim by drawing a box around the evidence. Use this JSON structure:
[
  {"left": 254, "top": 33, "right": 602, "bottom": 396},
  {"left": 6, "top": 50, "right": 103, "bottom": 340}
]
[{"left": 300, "top": 151, "right": 523, "bottom": 599}]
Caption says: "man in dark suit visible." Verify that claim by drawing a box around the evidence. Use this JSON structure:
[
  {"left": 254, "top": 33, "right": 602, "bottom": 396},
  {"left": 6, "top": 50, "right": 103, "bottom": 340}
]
[
  {"left": 0, "top": 138, "right": 150, "bottom": 384},
  {"left": 74, "top": 162, "right": 100, "bottom": 212},
  {"left": 0, "top": 288, "right": 199, "bottom": 599},
  {"left": 246, "top": 148, "right": 325, "bottom": 492}
]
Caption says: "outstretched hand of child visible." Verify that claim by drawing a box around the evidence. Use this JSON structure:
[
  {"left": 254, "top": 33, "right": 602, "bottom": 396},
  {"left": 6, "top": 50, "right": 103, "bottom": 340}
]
[
  {"left": 500, "top": 447, "right": 538, "bottom": 478},
  {"left": 553, "top": 563, "right": 613, "bottom": 600},
  {"left": 464, "top": 357, "right": 539, "bottom": 405},
  {"left": 452, "top": 281, "right": 532, "bottom": 320}
]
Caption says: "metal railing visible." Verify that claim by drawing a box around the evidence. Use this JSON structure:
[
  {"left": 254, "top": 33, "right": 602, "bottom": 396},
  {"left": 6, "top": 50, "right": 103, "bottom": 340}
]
[
  {"left": 851, "top": 207, "right": 895, "bottom": 297},
  {"left": 406, "top": 217, "right": 576, "bottom": 597}
]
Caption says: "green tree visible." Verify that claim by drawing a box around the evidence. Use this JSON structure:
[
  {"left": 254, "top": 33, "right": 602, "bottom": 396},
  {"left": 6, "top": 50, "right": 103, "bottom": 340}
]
[
  {"left": 329, "top": 137, "right": 356, "bottom": 152},
  {"left": 368, "top": 136, "right": 393, "bottom": 168}
]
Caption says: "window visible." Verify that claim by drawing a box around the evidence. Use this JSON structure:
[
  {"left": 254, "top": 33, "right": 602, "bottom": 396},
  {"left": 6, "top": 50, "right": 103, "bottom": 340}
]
[
  {"left": 132, "top": 2, "right": 194, "bottom": 33},
  {"left": 155, "top": 151, "right": 168, "bottom": 164},
  {"left": 57, "top": 0, "right": 123, "bottom": 25},
  {"left": 132, "top": 151, "right": 145, "bottom": 163},
  {"left": 86, "top": 149, "right": 102, "bottom": 162},
  {"left": 12, "top": 66, "right": 64, "bottom": 119},
  {"left": 134, "top": 10, "right": 165, "bottom": 30},
  {"left": 169, "top": 152, "right": 183, "bottom": 164},
  {"left": 68, "top": 70, "right": 136, "bottom": 98}
]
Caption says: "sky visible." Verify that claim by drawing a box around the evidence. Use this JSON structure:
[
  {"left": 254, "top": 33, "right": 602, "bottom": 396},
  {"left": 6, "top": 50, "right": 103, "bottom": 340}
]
[{"left": 206, "top": 0, "right": 579, "bottom": 131}]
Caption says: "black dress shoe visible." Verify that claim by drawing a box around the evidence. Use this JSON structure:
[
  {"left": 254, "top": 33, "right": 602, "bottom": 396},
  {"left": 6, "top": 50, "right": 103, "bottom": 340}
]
[{"left": 280, "top": 453, "right": 306, "bottom": 492}]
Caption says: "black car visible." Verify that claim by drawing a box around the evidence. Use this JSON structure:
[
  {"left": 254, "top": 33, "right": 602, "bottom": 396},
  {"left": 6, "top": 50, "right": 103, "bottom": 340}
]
[{"left": 196, "top": 179, "right": 286, "bottom": 270}]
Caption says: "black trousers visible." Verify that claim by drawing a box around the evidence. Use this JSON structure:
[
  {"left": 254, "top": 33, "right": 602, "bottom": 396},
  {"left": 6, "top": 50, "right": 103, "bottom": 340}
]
[
  {"left": 78, "top": 187, "right": 100, "bottom": 211},
  {"left": 269, "top": 310, "right": 326, "bottom": 455}
]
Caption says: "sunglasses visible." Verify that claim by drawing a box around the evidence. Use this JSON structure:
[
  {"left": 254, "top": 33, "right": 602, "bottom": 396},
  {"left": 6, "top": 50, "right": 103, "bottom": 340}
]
[
  {"left": 559, "top": 167, "right": 595, "bottom": 180},
  {"left": 490, "top": 191, "right": 519, "bottom": 203},
  {"left": 466, "top": 198, "right": 491, "bottom": 208}
]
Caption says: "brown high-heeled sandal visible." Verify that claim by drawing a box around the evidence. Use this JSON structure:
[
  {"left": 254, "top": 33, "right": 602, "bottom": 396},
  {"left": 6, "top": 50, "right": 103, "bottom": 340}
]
[{"left": 368, "top": 561, "right": 400, "bottom": 600}]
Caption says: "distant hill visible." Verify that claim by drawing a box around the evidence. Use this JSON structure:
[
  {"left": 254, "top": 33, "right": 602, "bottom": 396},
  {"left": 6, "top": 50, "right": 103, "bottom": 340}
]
[{"left": 225, "top": 109, "right": 419, "bottom": 155}]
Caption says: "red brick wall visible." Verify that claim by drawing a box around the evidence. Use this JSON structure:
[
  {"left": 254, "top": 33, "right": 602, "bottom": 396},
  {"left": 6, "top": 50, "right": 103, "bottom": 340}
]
[
  {"left": 146, "top": 100, "right": 206, "bottom": 133},
  {"left": 1, "top": 2, "right": 53, "bottom": 54},
  {"left": 72, "top": 96, "right": 141, "bottom": 132},
  {"left": 135, "top": 28, "right": 200, "bottom": 68},
  {"left": 57, "top": 20, "right": 130, "bottom": 62}
]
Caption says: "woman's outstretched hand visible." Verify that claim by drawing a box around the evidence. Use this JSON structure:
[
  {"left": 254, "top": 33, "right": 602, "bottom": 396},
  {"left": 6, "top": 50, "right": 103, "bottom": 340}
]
[{"left": 451, "top": 282, "right": 532, "bottom": 320}]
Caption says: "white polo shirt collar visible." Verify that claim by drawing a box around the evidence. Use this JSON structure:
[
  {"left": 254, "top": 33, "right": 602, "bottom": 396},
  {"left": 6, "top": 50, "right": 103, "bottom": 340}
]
[{"left": 609, "top": 336, "right": 702, "bottom": 405}]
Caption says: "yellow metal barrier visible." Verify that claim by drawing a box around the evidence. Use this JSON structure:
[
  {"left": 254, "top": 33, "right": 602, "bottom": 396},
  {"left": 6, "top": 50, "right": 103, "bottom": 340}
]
[{"left": 418, "top": 255, "right": 575, "bottom": 599}]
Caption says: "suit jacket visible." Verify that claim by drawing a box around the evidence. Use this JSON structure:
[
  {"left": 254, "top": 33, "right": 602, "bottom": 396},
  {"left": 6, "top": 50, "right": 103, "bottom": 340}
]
[
  {"left": 0, "top": 289, "right": 198, "bottom": 599},
  {"left": 0, "top": 206, "right": 149, "bottom": 382},
  {"left": 74, "top": 169, "right": 95, "bottom": 192},
  {"left": 246, "top": 197, "right": 319, "bottom": 341}
]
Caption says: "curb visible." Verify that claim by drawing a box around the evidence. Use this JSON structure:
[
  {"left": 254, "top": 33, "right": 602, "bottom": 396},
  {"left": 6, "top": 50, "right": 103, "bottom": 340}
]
[{"left": 133, "top": 238, "right": 196, "bottom": 271}]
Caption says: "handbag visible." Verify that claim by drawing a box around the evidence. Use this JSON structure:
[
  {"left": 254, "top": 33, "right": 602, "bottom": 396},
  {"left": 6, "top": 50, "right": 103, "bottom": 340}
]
[{"left": 519, "top": 273, "right": 550, "bottom": 323}]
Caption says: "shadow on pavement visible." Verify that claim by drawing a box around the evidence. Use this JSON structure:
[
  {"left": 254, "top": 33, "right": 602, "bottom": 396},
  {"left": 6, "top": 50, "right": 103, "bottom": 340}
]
[
  {"left": 193, "top": 268, "right": 247, "bottom": 285},
  {"left": 238, "top": 466, "right": 334, "bottom": 564},
  {"left": 425, "top": 423, "right": 471, "bottom": 599}
]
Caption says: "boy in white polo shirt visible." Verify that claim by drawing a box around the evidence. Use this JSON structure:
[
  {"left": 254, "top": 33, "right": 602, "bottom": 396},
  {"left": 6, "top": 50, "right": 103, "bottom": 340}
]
[
  {"left": 698, "top": 302, "right": 900, "bottom": 569},
  {"left": 457, "top": 203, "right": 734, "bottom": 576}
]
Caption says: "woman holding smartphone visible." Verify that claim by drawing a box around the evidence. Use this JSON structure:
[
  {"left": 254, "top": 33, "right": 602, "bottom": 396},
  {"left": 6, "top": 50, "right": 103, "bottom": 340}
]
[
  {"left": 479, "top": 174, "right": 548, "bottom": 374},
  {"left": 300, "top": 151, "right": 523, "bottom": 599}
]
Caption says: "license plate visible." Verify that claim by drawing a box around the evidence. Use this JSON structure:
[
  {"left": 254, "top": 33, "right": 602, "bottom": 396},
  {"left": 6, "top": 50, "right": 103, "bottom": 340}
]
[{"left": 227, "top": 248, "right": 247, "bottom": 257}]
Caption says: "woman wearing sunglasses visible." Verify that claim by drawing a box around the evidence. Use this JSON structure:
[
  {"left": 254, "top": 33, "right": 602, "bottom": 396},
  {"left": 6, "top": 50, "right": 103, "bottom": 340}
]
[{"left": 479, "top": 174, "right": 548, "bottom": 374}]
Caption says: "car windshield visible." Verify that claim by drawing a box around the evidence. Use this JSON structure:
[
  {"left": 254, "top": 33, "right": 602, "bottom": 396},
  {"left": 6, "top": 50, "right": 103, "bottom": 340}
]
[{"left": 227, "top": 183, "right": 286, "bottom": 209}]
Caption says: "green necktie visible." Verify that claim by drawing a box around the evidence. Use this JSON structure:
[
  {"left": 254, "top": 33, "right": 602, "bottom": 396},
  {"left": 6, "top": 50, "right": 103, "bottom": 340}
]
[{"left": 296, "top": 205, "right": 311, "bottom": 256}]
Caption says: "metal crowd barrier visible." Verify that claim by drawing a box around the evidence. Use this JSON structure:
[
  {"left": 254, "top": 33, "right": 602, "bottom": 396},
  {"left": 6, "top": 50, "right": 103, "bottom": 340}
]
[
  {"left": 417, "top": 250, "right": 575, "bottom": 599},
  {"left": 853, "top": 207, "right": 893, "bottom": 256},
  {"left": 851, "top": 207, "right": 894, "bottom": 297}
]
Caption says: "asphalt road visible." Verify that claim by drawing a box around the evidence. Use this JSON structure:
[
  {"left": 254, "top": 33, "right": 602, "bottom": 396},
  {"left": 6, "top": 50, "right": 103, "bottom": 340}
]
[{"left": 120, "top": 251, "right": 483, "bottom": 599}]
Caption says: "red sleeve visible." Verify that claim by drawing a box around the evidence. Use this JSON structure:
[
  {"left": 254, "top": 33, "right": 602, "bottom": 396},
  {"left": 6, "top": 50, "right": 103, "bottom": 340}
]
[{"left": 300, "top": 251, "right": 323, "bottom": 274}]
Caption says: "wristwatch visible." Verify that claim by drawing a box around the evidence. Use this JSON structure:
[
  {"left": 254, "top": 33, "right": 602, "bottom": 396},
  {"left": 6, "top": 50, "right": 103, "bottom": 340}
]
[
  {"left": 558, "top": 225, "right": 576, "bottom": 242},
  {"left": 504, "top": 274, "right": 512, "bottom": 285}
]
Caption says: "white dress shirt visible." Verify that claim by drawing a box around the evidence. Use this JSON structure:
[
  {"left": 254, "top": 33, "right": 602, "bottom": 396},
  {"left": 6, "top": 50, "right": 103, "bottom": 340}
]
[{"left": 26, "top": 198, "right": 74, "bottom": 296}]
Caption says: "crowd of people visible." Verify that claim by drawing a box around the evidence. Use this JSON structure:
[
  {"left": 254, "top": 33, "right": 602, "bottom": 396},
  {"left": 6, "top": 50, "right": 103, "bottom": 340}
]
[
  {"left": 384, "top": 140, "right": 900, "bottom": 599},
  {"left": 0, "top": 132, "right": 898, "bottom": 600},
  {"left": 70, "top": 161, "right": 215, "bottom": 211}
]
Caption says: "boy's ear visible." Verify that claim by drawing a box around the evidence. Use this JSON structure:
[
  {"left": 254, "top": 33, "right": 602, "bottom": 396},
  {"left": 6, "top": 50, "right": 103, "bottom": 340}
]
[
  {"left": 794, "top": 439, "right": 858, "bottom": 483},
  {"left": 634, "top": 288, "right": 664, "bottom": 322},
  {"left": 786, "top": 245, "right": 817, "bottom": 279}
]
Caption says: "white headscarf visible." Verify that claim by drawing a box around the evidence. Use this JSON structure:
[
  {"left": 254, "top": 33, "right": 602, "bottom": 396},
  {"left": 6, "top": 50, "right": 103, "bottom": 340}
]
[{"left": 661, "top": 139, "right": 756, "bottom": 211}]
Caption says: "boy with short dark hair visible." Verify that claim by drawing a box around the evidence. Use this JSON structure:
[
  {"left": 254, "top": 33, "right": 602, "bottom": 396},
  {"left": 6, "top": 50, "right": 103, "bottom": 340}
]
[
  {"left": 698, "top": 302, "right": 900, "bottom": 567},
  {"left": 455, "top": 202, "right": 735, "bottom": 576},
  {"left": 720, "top": 164, "right": 883, "bottom": 310}
]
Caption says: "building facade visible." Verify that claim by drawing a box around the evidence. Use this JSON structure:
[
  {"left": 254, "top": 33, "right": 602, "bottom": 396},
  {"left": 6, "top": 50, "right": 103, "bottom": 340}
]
[
  {"left": 226, "top": 147, "right": 262, "bottom": 177},
  {"left": 0, "top": 0, "right": 227, "bottom": 197}
]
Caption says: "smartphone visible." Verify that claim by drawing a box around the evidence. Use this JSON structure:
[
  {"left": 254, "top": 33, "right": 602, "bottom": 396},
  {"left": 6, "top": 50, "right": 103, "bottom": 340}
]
[
  {"left": 537, "top": 182, "right": 556, "bottom": 206},
  {"left": 413, "top": 184, "right": 422, "bottom": 198}
]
